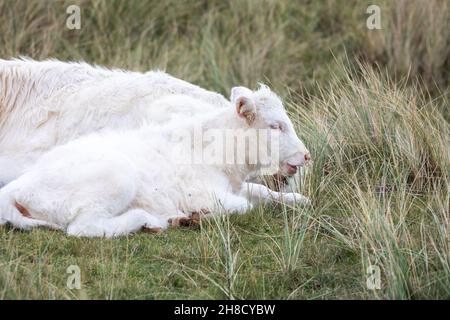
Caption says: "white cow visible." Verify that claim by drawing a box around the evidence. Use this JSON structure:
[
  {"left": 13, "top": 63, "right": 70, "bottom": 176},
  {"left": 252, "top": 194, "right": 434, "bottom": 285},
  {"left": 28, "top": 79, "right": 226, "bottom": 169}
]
[
  {"left": 0, "top": 58, "right": 229, "bottom": 187},
  {"left": 0, "top": 86, "right": 311, "bottom": 237}
]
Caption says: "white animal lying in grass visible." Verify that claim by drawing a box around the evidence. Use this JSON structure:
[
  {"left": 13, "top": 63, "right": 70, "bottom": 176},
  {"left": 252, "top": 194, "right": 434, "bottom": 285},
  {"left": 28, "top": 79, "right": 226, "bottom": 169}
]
[
  {"left": 0, "top": 58, "right": 229, "bottom": 187},
  {"left": 0, "top": 86, "right": 311, "bottom": 237}
]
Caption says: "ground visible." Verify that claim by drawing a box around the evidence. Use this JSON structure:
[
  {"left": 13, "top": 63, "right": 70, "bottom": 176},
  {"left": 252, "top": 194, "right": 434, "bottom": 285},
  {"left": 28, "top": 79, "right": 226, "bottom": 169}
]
[{"left": 0, "top": 0, "right": 448, "bottom": 299}]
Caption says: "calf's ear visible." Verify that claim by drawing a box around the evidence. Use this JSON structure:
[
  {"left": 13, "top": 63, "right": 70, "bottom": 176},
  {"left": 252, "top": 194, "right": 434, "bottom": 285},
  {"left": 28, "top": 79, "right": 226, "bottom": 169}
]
[{"left": 230, "top": 86, "right": 256, "bottom": 125}]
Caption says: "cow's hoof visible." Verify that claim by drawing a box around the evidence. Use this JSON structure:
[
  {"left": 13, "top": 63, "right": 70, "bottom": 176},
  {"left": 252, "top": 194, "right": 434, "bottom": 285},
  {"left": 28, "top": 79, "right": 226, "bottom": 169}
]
[
  {"left": 142, "top": 227, "right": 164, "bottom": 234},
  {"left": 169, "top": 217, "right": 200, "bottom": 229}
]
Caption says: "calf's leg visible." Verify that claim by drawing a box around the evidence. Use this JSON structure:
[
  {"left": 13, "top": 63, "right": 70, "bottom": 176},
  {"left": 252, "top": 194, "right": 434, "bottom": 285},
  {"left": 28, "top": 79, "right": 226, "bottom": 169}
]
[
  {"left": 169, "top": 194, "right": 254, "bottom": 227},
  {"left": 66, "top": 209, "right": 168, "bottom": 238},
  {"left": 0, "top": 188, "right": 61, "bottom": 230},
  {"left": 241, "top": 182, "right": 310, "bottom": 206}
]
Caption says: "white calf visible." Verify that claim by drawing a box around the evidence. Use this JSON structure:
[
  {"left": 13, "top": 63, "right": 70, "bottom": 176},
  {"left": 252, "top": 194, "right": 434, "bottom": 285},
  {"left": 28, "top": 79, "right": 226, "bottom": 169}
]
[{"left": 0, "top": 86, "right": 310, "bottom": 237}]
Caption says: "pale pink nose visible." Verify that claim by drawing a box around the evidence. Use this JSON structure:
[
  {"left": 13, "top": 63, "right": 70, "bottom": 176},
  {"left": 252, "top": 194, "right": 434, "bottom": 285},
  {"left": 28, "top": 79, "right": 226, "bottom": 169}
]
[{"left": 304, "top": 153, "right": 311, "bottom": 162}]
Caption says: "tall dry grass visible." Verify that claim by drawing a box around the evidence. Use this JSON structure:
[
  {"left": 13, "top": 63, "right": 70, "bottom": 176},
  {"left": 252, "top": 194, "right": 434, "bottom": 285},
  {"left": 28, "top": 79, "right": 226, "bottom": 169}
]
[
  {"left": 290, "top": 63, "right": 449, "bottom": 299},
  {"left": 365, "top": 0, "right": 450, "bottom": 92}
]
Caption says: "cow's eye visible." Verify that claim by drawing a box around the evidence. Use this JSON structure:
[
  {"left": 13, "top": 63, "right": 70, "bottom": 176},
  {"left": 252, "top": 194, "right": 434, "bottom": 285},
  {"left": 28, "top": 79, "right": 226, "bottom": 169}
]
[
  {"left": 270, "top": 123, "right": 284, "bottom": 131},
  {"left": 270, "top": 123, "right": 280, "bottom": 130}
]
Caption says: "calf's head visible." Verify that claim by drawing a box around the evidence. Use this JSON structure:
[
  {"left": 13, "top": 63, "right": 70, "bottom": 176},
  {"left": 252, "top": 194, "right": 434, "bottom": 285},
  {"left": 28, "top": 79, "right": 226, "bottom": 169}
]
[{"left": 230, "top": 84, "right": 310, "bottom": 177}]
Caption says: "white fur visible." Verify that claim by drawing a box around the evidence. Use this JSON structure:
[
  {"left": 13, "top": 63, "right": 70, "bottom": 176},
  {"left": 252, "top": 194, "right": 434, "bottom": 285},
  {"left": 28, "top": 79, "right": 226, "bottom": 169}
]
[
  {"left": 0, "top": 58, "right": 229, "bottom": 186},
  {"left": 0, "top": 88, "right": 310, "bottom": 237}
]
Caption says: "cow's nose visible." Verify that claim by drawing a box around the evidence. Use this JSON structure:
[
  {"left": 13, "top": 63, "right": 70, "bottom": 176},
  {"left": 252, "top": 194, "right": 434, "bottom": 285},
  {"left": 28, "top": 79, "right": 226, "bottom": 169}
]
[{"left": 304, "top": 153, "right": 311, "bottom": 162}]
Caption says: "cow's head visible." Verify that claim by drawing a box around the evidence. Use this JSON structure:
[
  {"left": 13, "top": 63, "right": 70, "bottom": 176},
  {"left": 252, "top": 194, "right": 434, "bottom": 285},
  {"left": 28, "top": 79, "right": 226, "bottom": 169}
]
[{"left": 230, "top": 84, "right": 310, "bottom": 177}]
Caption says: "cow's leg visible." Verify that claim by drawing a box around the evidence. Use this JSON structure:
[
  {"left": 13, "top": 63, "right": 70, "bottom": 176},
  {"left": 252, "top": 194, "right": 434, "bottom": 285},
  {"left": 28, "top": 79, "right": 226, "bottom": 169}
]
[
  {"left": 8, "top": 215, "right": 61, "bottom": 230},
  {"left": 241, "top": 182, "right": 310, "bottom": 206},
  {"left": 215, "top": 193, "right": 253, "bottom": 214},
  {"left": 167, "top": 196, "right": 252, "bottom": 229},
  {"left": 66, "top": 209, "right": 168, "bottom": 238},
  {"left": 0, "top": 210, "right": 60, "bottom": 230},
  {"left": 169, "top": 194, "right": 253, "bottom": 227},
  {"left": 0, "top": 154, "right": 144, "bottom": 234},
  {"left": 0, "top": 186, "right": 61, "bottom": 230}
]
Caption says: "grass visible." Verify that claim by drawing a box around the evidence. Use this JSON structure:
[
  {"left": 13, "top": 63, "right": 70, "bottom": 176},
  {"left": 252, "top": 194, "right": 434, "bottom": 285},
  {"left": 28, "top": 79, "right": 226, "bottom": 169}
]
[{"left": 0, "top": 0, "right": 449, "bottom": 299}]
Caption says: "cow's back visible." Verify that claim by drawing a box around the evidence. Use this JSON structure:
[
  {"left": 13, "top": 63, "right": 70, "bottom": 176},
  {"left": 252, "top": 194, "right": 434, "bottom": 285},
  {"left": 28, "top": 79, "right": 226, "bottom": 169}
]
[{"left": 0, "top": 58, "right": 229, "bottom": 186}]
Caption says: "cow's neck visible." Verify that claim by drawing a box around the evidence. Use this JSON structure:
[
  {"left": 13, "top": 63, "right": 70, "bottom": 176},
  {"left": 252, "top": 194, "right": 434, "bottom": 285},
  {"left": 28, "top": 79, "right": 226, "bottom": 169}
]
[
  {"left": 196, "top": 109, "right": 262, "bottom": 186},
  {"left": 143, "top": 108, "right": 262, "bottom": 189}
]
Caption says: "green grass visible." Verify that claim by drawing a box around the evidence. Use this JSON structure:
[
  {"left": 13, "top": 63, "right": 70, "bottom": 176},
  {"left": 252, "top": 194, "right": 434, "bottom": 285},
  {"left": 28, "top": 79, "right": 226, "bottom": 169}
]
[
  {"left": 0, "top": 206, "right": 363, "bottom": 299},
  {"left": 0, "top": 0, "right": 449, "bottom": 299}
]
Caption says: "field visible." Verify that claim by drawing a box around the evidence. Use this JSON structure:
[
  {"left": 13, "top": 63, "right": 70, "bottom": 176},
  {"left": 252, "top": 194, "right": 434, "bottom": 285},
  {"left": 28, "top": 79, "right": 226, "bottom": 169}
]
[{"left": 0, "top": 0, "right": 449, "bottom": 299}]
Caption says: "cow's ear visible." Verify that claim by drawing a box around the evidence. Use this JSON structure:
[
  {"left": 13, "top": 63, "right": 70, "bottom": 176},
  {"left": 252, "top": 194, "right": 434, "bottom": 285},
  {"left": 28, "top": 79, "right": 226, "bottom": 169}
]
[{"left": 231, "top": 86, "right": 256, "bottom": 125}]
